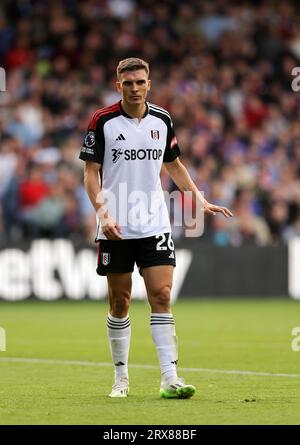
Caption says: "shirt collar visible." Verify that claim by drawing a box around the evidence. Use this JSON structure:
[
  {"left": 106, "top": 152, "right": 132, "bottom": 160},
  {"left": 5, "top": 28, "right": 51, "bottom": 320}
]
[{"left": 118, "top": 100, "right": 148, "bottom": 119}]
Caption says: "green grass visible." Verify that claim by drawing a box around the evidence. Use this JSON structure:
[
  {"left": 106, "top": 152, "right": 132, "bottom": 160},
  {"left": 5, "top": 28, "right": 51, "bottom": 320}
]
[{"left": 0, "top": 298, "right": 300, "bottom": 425}]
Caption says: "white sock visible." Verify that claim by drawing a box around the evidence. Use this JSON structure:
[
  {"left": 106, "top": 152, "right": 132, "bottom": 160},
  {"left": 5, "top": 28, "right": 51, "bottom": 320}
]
[
  {"left": 150, "top": 313, "right": 178, "bottom": 384},
  {"left": 107, "top": 313, "right": 131, "bottom": 381}
]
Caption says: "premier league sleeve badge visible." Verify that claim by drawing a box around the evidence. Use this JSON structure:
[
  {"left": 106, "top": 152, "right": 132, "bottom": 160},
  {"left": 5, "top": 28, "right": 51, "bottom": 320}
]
[{"left": 84, "top": 131, "right": 95, "bottom": 148}]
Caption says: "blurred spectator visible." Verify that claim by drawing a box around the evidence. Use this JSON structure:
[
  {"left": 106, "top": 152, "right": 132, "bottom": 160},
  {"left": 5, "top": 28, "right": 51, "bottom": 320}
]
[{"left": 0, "top": 0, "right": 300, "bottom": 245}]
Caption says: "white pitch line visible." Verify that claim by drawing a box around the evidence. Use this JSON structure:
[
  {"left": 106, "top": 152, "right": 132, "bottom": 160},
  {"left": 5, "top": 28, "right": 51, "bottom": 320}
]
[{"left": 0, "top": 357, "right": 300, "bottom": 379}]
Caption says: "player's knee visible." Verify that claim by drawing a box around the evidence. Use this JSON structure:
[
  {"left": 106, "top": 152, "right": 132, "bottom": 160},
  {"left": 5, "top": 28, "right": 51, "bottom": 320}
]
[
  {"left": 150, "top": 285, "right": 171, "bottom": 309},
  {"left": 110, "top": 289, "right": 131, "bottom": 316}
]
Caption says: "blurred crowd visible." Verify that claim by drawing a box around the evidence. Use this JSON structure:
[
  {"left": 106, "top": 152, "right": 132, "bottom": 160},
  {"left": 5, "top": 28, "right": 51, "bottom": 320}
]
[{"left": 1, "top": 0, "right": 300, "bottom": 245}]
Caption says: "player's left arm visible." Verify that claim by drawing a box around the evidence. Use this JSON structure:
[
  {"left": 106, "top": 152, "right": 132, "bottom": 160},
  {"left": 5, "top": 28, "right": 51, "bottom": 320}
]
[{"left": 164, "top": 158, "right": 233, "bottom": 218}]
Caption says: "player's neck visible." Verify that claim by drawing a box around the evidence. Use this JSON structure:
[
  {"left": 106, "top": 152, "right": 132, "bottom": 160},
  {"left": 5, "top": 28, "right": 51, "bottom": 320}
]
[{"left": 121, "top": 100, "right": 146, "bottom": 121}]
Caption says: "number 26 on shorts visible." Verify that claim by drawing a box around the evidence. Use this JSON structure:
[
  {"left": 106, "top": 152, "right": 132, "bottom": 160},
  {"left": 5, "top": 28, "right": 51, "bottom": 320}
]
[{"left": 155, "top": 233, "right": 174, "bottom": 251}]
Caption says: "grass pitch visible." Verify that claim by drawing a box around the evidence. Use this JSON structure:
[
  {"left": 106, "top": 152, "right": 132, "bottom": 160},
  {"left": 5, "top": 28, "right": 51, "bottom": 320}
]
[{"left": 0, "top": 298, "right": 300, "bottom": 425}]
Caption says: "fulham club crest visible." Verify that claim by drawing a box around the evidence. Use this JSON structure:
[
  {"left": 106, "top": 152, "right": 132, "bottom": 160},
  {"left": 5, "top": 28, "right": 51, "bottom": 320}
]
[
  {"left": 101, "top": 252, "right": 110, "bottom": 265},
  {"left": 151, "top": 130, "right": 160, "bottom": 140}
]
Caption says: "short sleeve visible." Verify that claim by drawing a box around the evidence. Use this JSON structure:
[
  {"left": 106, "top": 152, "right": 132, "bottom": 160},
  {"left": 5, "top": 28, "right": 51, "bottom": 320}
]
[
  {"left": 79, "top": 116, "right": 105, "bottom": 164},
  {"left": 163, "top": 118, "right": 181, "bottom": 163}
]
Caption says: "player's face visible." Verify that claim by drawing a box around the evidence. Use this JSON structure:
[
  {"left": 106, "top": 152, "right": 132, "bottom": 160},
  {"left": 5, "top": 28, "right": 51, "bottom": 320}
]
[{"left": 116, "top": 69, "right": 151, "bottom": 105}]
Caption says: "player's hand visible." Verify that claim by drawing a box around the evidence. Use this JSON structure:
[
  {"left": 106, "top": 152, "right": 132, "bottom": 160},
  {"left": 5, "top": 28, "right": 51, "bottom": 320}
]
[
  {"left": 204, "top": 202, "right": 233, "bottom": 218},
  {"left": 100, "top": 214, "right": 122, "bottom": 240}
]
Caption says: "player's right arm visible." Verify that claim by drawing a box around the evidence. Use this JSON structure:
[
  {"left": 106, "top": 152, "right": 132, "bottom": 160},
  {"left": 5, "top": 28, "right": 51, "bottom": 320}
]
[
  {"left": 83, "top": 161, "right": 122, "bottom": 240},
  {"left": 79, "top": 112, "right": 122, "bottom": 240}
]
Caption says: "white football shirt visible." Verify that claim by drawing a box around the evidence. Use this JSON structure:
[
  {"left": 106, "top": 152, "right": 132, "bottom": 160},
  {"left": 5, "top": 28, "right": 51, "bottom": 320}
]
[{"left": 79, "top": 101, "right": 181, "bottom": 240}]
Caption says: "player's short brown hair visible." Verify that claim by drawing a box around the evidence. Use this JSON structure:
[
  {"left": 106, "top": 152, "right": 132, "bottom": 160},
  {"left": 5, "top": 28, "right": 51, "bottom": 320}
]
[{"left": 117, "top": 58, "right": 149, "bottom": 80}]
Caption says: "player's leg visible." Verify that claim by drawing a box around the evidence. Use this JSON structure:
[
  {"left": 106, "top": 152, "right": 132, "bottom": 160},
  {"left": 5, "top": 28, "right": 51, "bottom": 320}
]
[
  {"left": 107, "top": 272, "right": 132, "bottom": 397},
  {"left": 107, "top": 272, "right": 131, "bottom": 397},
  {"left": 142, "top": 265, "right": 177, "bottom": 383},
  {"left": 142, "top": 265, "right": 195, "bottom": 399},
  {"left": 96, "top": 239, "right": 134, "bottom": 397},
  {"left": 107, "top": 271, "right": 132, "bottom": 317}
]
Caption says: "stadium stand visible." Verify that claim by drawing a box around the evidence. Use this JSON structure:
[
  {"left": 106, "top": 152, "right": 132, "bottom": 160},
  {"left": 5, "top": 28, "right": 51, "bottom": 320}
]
[{"left": 1, "top": 0, "right": 300, "bottom": 245}]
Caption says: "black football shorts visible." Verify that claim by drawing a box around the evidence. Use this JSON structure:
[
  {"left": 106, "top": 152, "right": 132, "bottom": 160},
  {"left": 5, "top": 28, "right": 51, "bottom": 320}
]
[{"left": 96, "top": 232, "right": 176, "bottom": 276}]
